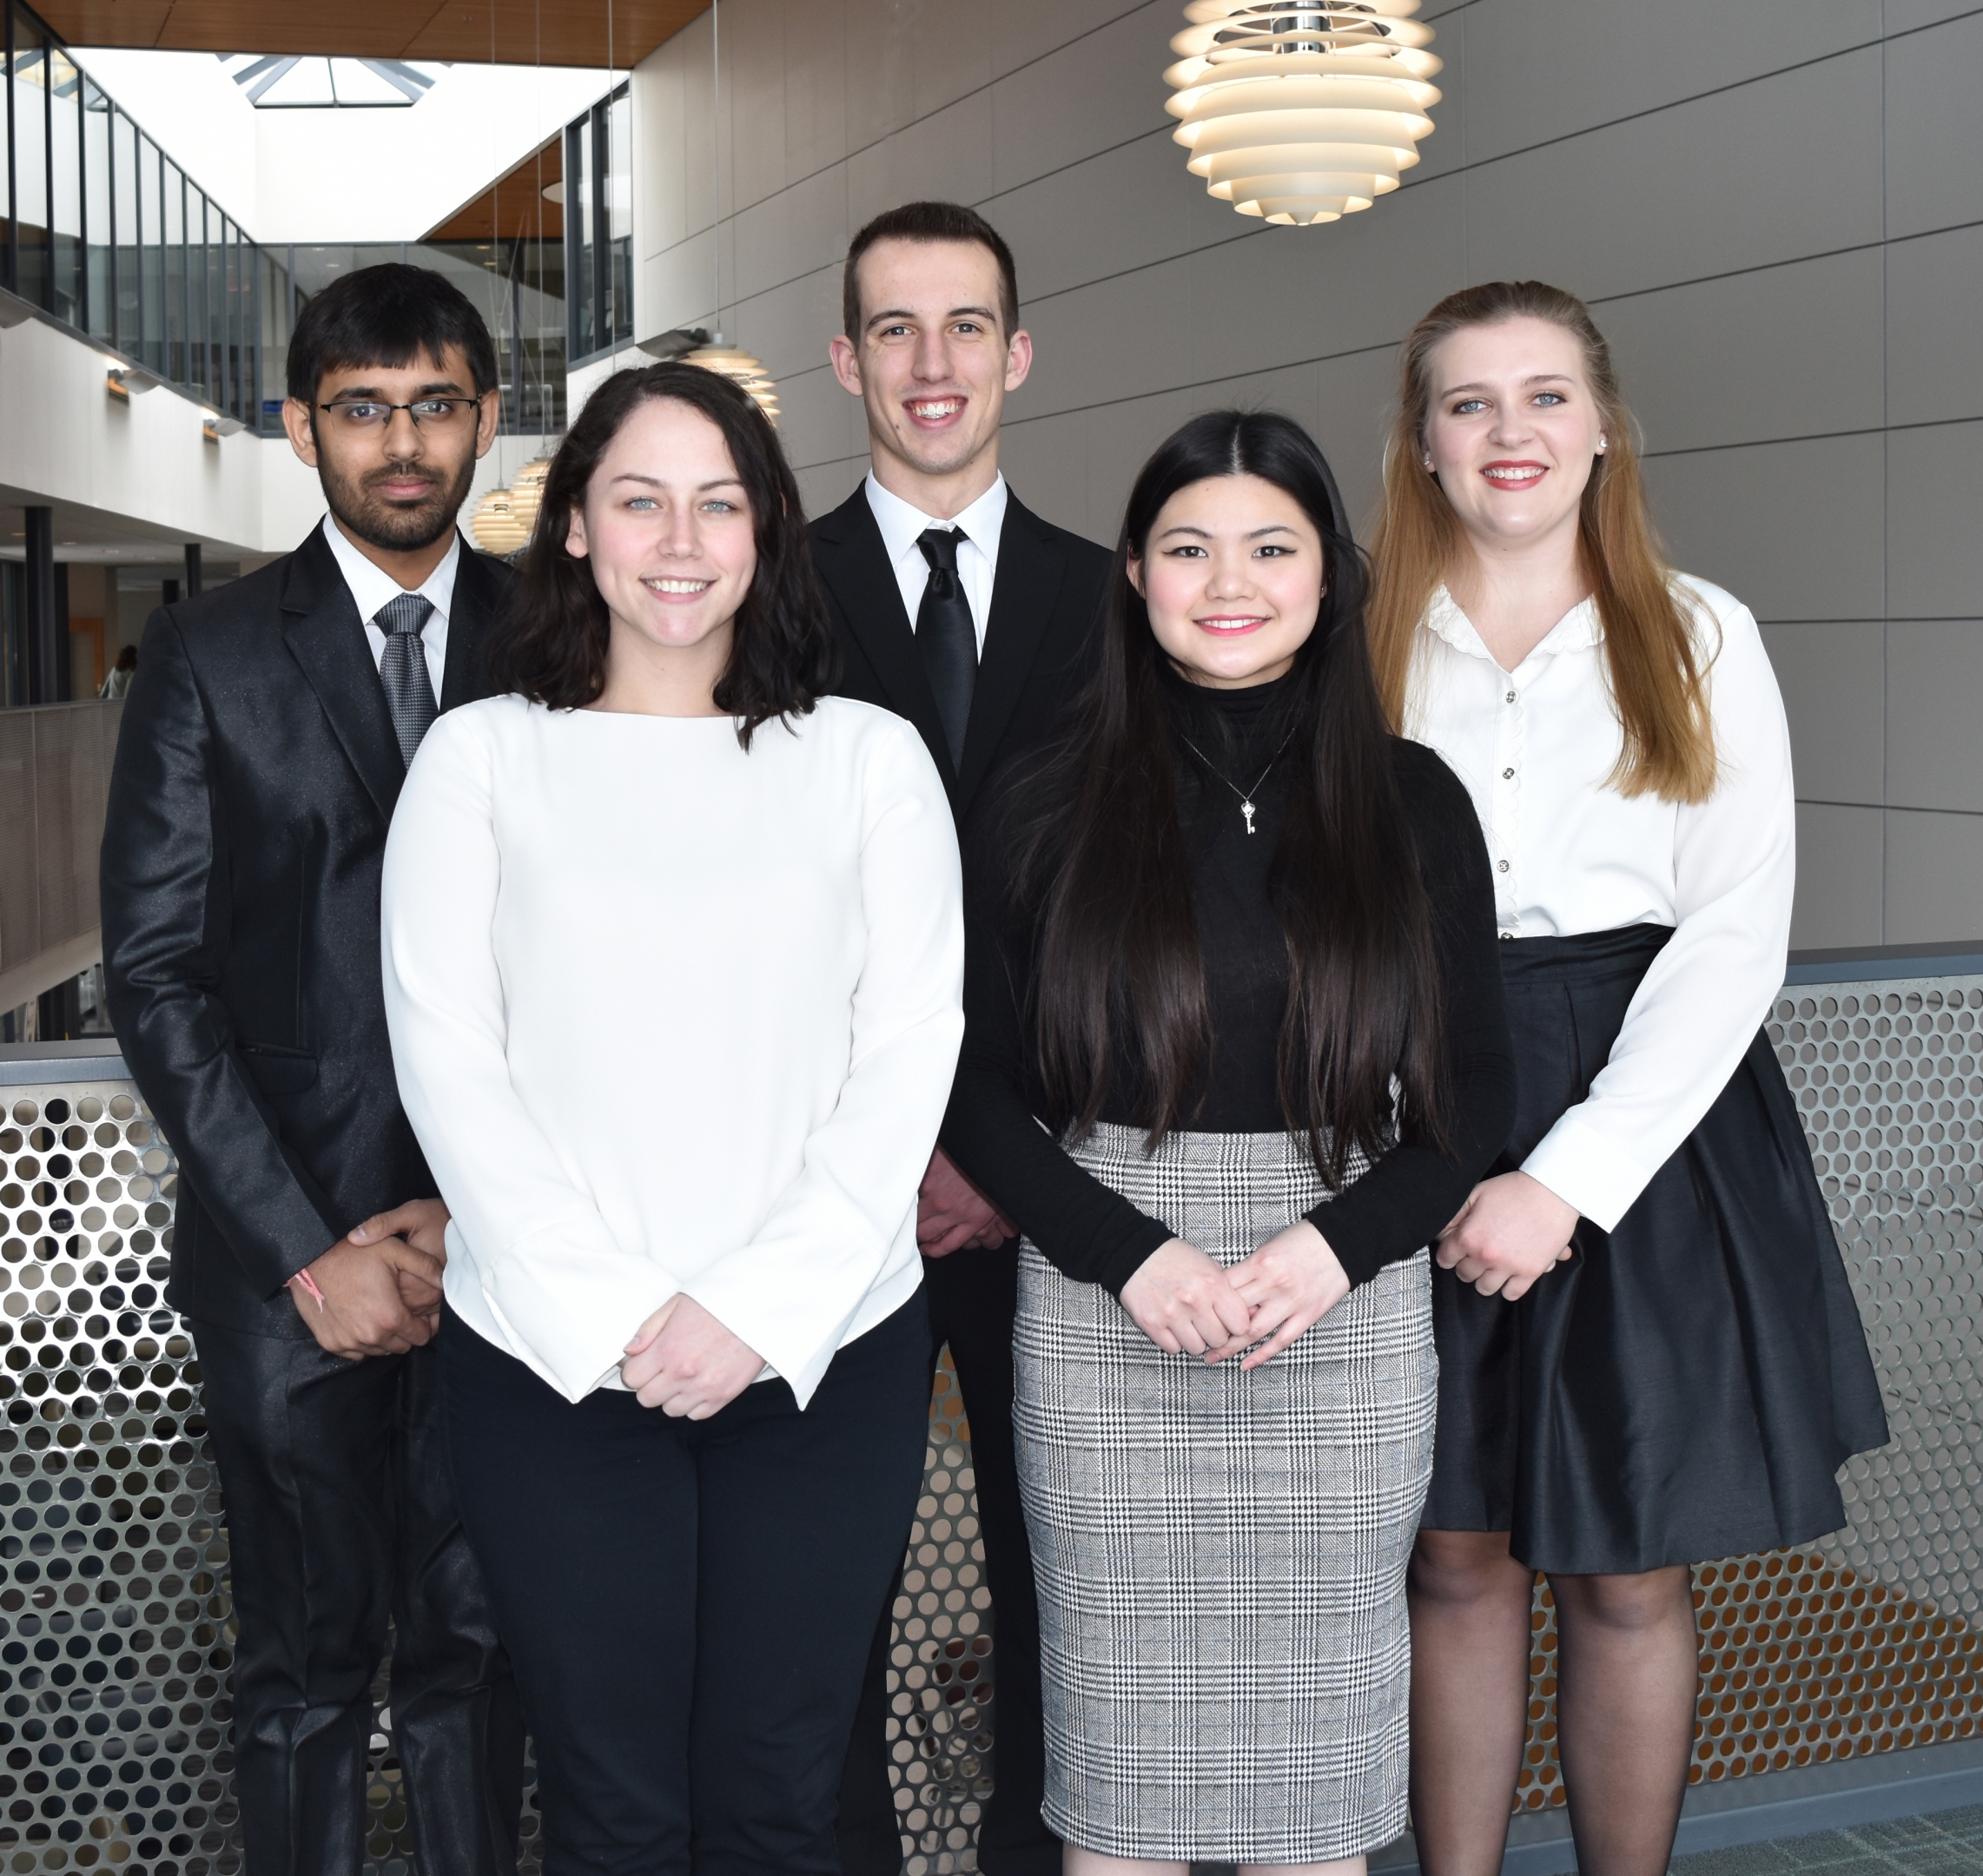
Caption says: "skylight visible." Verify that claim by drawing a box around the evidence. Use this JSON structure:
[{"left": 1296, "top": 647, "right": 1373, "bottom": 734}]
[{"left": 215, "top": 54, "right": 446, "bottom": 109}]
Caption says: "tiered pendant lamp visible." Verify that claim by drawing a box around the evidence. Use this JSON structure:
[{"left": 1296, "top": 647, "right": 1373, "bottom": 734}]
[
  {"left": 509, "top": 456, "right": 554, "bottom": 532},
  {"left": 469, "top": 486, "right": 530, "bottom": 556},
  {"left": 678, "top": 344, "right": 782, "bottom": 424},
  {"left": 1165, "top": 1, "right": 1441, "bottom": 226},
  {"left": 469, "top": 456, "right": 554, "bottom": 558}
]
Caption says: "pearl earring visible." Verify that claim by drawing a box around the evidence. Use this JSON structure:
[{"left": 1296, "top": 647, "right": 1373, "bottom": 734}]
[
  {"left": 1422, "top": 454, "right": 1435, "bottom": 471},
  {"left": 1597, "top": 438, "right": 1608, "bottom": 454}
]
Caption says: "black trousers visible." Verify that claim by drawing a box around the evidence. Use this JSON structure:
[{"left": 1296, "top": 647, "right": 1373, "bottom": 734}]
[
  {"left": 836, "top": 1243, "right": 1060, "bottom": 1876},
  {"left": 441, "top": 1291, "right": 931, "bottom": 1876},
  {"left": 193, "top": 1319, "right": 524, "bottom": 1876}
]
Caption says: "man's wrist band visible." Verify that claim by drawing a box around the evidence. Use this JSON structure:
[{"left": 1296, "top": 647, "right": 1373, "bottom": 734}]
[{"left": 291, "top": 1268, "right": 327, "bottom": 1311}]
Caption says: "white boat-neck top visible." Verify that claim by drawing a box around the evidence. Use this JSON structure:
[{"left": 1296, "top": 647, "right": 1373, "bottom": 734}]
[
  {"left": 380, "top": 692, "right": 964, "bottom": 1406},
  {"left": 1404, "top": 574, "right": 1795, "bottom": 1230}
]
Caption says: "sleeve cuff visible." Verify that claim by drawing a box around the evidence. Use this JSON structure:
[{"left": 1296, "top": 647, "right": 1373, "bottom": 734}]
[
  {"left": 1094, "top": 1213, "right": 1176, "bottom": 1298},
  {"left": 1520, "top": 1112, "right": 1654, "bottom": 1232},
  {"left": 479, "top": 1214, "right": 678, "bottom": 1404},
  {"left": 1308, "top": 1206, "right": 1394, "bottom": 1291}
]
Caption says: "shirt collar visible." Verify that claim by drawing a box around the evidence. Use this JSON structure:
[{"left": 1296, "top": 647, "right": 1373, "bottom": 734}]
[
  {"left": 863, "top": 472, "right": 1008, "bottom": 570},
  {"left": 321, "top": 513, "right": 462, "bottom": 629},
  {"left": 1420, "top": 585, "right": 1604, "bottom": 663}
]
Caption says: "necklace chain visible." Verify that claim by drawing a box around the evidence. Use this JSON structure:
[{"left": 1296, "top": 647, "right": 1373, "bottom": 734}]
[{"left": 1176, "top": 725, "right": 1298, "bottom": 836}]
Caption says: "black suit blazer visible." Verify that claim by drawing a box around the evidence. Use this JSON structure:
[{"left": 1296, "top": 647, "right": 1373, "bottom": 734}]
[
  {"left": 810, "top": 484, "right": 1110, "bottom": 823},
  {"left": 101, "top": 524, "right": 508, "bottom": 1338}
]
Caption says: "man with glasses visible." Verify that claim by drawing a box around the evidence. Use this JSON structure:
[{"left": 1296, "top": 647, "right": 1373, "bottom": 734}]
[{"left": 102, "top": 264, "right": 523, "bottom": 1876}]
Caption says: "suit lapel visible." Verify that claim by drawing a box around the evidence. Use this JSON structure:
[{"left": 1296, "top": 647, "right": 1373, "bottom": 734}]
[
  {"left": 956, "top": 494, "right": 1068, "bottom": 810},
  {"left": 814, "top": 490, "right": 956, "bottom": 789},
  {"left": 281, "top": 528, "right": 406, "bottom": 823},
  {"left": 443, "top": 536, "right": 502, "bottom": 710}
]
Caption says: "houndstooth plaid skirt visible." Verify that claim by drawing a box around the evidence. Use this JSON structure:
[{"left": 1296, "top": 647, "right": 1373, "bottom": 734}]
[{"left": 1014, "top": 1121, "right": 1436, "bottom": 1865}]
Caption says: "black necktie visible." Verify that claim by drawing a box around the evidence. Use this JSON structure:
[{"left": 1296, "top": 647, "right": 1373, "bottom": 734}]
[
  {"left": 915, "top": 528, "right": 977, "bottom": 770},
  {"left": 376, "top": 592, "right": 439, "bottom": 769}
]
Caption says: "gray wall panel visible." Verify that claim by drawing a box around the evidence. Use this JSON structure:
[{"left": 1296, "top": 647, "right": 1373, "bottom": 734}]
[
  {"left": 1456, "top": 51, "right": 1884, "bottom": 305},
  {"left": 1887, "top": 227, "right": 1983, "bottom": 430},
  {"left": 1885, "top": 10, "right": 1983, "bottom": 239},
  {"left": 1643, "top": 434, "right": 1886, "bottom": 625},
  {"left": 1888, "top": 420, "right": 1983, "bottom": 619},
  {"left": 1886, "top": 621, "right": 1983, "bottom": 812},
  {"left": 782, "top": 0, "right": 851, "bottom": 178},
  {"left": 1451, "top": 0, "right": 1881, "bottom": 169},
  {"left": 1885, "top": 807, "right": 1983, "bottom": 942},
  {"left": 1600, "top": 251, "right": 1885, "bottom": 456},
  {"left": 1792, "top": 803, "right": 1886, "bottom": 948},
  {"left": 1762, "top": 622, "right": 1887, "bottom": 806}
]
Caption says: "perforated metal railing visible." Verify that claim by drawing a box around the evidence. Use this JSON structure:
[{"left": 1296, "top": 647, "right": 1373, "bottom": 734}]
[
  {"left": 0, "top": 1067, "right": 228, "bottom": 1875},
  {"left": 0, "top": 964, "right": 1974, "bottom": 1873}
]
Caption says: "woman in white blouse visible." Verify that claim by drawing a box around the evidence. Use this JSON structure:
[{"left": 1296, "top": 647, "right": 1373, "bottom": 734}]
[
  {"left": 1367, "top": 282, "right": 1887, "bottom": 1876},
  {"left": 379, "top": 362, "right": 963, "bottom": 1872}
]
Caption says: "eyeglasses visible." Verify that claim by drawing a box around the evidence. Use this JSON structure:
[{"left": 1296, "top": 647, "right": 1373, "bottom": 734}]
[{"left": 316, "top": 394, "right": 486, "bottom": 431}]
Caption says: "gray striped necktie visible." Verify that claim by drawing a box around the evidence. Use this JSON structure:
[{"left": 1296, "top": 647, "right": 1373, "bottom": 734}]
[{"left": 375, "top": 591, "right": 438, "bottom": 768}]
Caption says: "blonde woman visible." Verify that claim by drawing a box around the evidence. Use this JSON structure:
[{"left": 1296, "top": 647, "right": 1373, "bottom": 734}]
[{"left": 1368, "top": 281, "right": 1887, "bottom": 1876}]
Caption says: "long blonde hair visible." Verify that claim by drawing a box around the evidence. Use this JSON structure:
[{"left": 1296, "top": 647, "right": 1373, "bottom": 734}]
[{"left": 1367, "top": 281, "right": 1715, "bottom": 803}]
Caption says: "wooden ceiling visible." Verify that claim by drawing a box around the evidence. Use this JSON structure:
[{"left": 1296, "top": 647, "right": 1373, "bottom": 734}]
[
  {"left": 32, "top": 0, "right": 704, "bottom": 67},
  {"left": 426, "top": 133, "right": 562, "bottom": 241}
]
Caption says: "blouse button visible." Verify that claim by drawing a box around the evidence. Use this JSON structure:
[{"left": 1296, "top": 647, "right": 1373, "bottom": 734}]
[
  {"left": 1497, "top": 859, "right": 1510, "bottom": 873},
  {"left": 1504, "top": 690, "right": 1517, "bottom": 704},
  {"left": 1502, "top": 767, "right": 1515, "bottom": 779}
]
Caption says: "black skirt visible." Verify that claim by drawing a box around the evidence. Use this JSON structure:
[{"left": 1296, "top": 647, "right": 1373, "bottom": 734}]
[{"left": 1423, "top": 924, "right": 1890, "bottom": 1575}]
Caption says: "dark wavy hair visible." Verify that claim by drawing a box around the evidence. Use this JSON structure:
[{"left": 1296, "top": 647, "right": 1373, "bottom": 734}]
[
  {"left": 1015, "top": 409, "right": 1447, "bottom": 1183},
  {"left": 485, "top": 363, "right": 837, "bottom": 745}
]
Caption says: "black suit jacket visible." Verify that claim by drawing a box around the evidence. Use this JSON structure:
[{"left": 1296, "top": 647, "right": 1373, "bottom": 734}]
[
  {"left": 810, "top": 484, "right": 1110, "bottom": 822},
  {"left": 101, "top": 525, "right": 508, "bottom": 1338}
]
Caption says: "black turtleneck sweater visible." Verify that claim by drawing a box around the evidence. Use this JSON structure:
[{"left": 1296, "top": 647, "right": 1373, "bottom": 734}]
[{"left": 941, "top": 670, "right": 1516, "bottom": 1296}]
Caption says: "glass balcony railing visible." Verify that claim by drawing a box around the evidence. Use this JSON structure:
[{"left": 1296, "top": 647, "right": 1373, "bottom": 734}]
[{"left": 2, "top": 0, "right": 567, "bottom": 438}]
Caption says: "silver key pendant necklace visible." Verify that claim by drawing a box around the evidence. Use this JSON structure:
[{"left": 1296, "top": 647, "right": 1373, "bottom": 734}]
[{"left": 1176, "top": 724, "right": 1299, "bottom": 836}]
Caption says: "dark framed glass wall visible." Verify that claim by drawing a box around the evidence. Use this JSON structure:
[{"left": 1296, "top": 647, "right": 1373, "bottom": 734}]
[
  {"left": 565, "top": 80, "right": 631, "bottom": 367},
  {"left": 2, "top": 0, "right": 575, "bottom": 438},
  {"left": 2, "top": 0, "right": 262, "bottom": 427},
  {"left": 82, "top": 70, "right": 108, "bottom": 340},
  {"left": 8, "top": 6, "right": 50, "bottom": 310}
]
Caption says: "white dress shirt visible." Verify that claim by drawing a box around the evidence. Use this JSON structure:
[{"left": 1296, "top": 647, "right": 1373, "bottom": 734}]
[
  {"left": 1404, "top": 574, "right": 1795, "bottom": 1231},
  {"left": 864, "top": 472, "right": 1007, "bottom": 654},
  {"left": 321, "top": 513, "right": 456, "bottom": 686},
  {"left": 380, "top": 694, "right": 964, "bottom": 1407}
]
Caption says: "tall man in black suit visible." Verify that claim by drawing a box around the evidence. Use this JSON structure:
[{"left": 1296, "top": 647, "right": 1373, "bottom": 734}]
[
  {"left": 101, "top": 265, "right": 524, "bottom": 1876},
  {"left": 816, "top": 201, "right": 1110, "bottom": 1876}
]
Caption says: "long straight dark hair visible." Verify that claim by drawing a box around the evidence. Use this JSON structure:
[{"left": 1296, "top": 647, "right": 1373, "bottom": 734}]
[{"left": 1020, "top": 410, "right": 1446, "bottom": 1183}]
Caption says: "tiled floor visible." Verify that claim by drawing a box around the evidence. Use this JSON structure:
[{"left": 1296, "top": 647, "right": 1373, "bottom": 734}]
[{"left": 1670, "top": 1805, "right": 1983, "bottom": 1873}]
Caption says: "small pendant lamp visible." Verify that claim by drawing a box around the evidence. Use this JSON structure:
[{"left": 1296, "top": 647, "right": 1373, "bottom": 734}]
[
  {"left": 508, "top": 456, "right": 554, "bottom": 534},
  {"left": 469, "top": 486, "right": 530, "bottom": 557},
  {"left": 679, "top": 343, "right": 782, "bottom": 425},
  {"left": 1165, "top": 1, "right": 1441, "bottom": 226}
]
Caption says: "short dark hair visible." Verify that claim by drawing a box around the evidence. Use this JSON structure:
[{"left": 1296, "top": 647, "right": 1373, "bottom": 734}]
[
  {"left": 285, "top": 262, "right": 499, "bottom": 405},
  {"left": 842, "top": 201, "right": 1019, "bottom": 341},
  {"left": 485, "top": 363, "right": 837, "bottom": 747}
]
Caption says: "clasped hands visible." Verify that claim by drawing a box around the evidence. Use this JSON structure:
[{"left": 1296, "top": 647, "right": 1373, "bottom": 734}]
[
  {"left": 1119, "top": 1219, "right": 1352, "bottom": 1371},
  {"left": 288, "top": 1198, "right": 452, "bottom": 1361},
  {"left": 616, "top": 1146, "right": 1015, "bottom": 1418},
  {"left": 1434, "top": 1169, "right": 1578, "bottom": 1300},
  {"left": 621, "top": 1294, "right": 764, "bottom": 1420}
]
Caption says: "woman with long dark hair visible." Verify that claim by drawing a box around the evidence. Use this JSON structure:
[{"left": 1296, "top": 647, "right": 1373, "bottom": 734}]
[
  {"left": 1369, "top": 282, "right": 1888, "bottom": 1876},
  {"left": 378, "top": 362, "right": 965, "bottom": 1873},
  {"left": 942, "top": 411, "right": 1515, "bottom": 1873}
]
